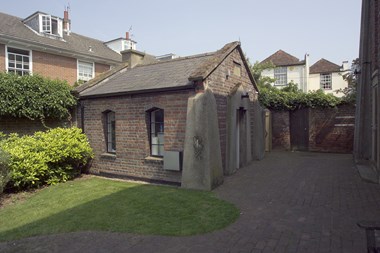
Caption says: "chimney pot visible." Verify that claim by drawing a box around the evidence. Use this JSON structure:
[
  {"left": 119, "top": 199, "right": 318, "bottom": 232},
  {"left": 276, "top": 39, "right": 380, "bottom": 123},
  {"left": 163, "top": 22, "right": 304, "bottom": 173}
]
[{"left": 63, "top": 10, "right": 71, "bottom": 33}]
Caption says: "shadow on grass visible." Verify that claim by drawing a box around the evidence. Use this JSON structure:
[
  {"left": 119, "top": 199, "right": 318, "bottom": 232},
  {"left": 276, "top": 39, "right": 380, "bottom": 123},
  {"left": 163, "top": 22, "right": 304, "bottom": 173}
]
[{"left": 0, "top": 183, "right": 239, "bottom": 241}]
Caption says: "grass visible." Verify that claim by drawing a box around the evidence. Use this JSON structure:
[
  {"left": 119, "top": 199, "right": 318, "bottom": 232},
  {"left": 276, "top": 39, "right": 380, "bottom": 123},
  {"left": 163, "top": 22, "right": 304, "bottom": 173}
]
[{"left": 0, "top": 176, "right": 239, "bottom": 241}]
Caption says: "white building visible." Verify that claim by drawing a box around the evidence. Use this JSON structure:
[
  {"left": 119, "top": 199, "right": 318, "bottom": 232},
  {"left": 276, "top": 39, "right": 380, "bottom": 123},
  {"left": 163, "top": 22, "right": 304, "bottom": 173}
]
[
  {"left": 261, "top": 50, "right": 349, "bottom": 96},
  {"left": 105, "top": 32, "right": 137, "bottom": 53},
  {"left": 309, "top": 59, "right": 349, "bottom": 97}
]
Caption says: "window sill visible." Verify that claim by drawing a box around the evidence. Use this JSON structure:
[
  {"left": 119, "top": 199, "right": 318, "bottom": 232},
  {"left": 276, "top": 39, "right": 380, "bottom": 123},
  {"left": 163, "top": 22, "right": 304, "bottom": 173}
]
[
  {"left": 144, "top": 156, "right": 163, "bottom": 162},
  {"left": 100, "top": 153, "right": 116, "bottom": 159}
]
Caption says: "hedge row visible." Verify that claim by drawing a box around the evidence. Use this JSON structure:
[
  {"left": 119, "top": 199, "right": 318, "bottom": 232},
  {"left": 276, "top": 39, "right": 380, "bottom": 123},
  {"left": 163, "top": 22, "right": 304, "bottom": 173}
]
[{"left": 0, "top": 73, "right": 77, "bottom": 120}]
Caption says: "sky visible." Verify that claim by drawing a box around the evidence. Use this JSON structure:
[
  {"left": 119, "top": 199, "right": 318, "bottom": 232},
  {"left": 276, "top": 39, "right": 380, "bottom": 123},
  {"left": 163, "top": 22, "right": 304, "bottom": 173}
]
[{"left": 1, "top": 0, "right": 362, "bottom": 66}]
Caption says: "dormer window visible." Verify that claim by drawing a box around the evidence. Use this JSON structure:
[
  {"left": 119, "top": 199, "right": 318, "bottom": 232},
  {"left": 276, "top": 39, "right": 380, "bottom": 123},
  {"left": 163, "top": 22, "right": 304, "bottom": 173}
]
[
  {"left": 23, "top": 12, "right": 63, "bottom": 38},
  {"left": 40, "top": 15, "right": 60, "bottom": 36}
]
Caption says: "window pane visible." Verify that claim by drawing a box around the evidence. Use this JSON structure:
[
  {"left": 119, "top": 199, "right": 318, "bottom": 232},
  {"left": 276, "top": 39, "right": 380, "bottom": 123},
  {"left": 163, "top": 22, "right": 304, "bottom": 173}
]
[
  {"left": 7, "top": 47, "right": 31, "bottom": 76},
  {"left": 107, "top": 112, "right": 116, "bottom": 152},
  {"left": 78, "top": 61, "right": 94, "bottom": 81},
  {"left": 274, "top": 67, "right": 287, "bottom": 86},
  {"left": 150, "top": 109, "right": 164, "bottom": 156}
]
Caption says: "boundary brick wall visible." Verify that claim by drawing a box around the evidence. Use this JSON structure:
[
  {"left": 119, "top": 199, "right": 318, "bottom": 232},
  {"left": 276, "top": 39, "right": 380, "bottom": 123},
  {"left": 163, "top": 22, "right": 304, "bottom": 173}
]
[
  {"left": 0, "top": 117, "right": 71, "bottom": 136},
  {"left": 271, "top": 105, "right": 355, "bottom": 153},
  {"left": 308, "top": 104, "right": 355, "bottom": 153},
  {"left": 271, "top": 110, "right": 291, "bottom": 150},
  {"left": 79, "top": 90, "right": 193, "bottom": 184}
]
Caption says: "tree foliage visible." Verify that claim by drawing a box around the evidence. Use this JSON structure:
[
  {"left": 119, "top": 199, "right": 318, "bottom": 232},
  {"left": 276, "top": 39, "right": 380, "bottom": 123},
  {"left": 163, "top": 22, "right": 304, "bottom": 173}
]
[
  {"left": 336, "top": 58, "right": 359, "bottom": 104},
  {"left": 0, "top": 73, "right": 77, "bottom": 120}
]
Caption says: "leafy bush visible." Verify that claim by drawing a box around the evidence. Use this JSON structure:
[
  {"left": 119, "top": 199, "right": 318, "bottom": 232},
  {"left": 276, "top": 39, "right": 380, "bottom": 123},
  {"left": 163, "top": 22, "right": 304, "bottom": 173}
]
[
  {"left": 0, "top": 73, "right": 77, "bottom": 120},
  {"left": 1, "top": 127, "right": 93, "bottom": 191},
  {"left": 258, "top": 82, "right": 342, "bottom": 111},
  {"left": 0, "top": 148, "right": 10, "bottom": 194}
]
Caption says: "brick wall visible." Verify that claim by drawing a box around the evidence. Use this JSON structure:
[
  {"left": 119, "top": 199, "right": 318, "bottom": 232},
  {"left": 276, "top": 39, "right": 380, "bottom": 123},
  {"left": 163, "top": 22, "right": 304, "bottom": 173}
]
[
  {"left": 271, "top": 105, "right": 355, "bottom": 153},
  {"left": 33, "top": 51, "right": 77, "bottom": 84},
  {"left": 206, "top": 48, "right": 258, "bottom": 168},
  {"left": 271, "top": 110, "right": 291, "bottom": 150},
  {"left": 79, "top": 90, "right": 193, "bottom": 184},
  {"left": 0, "top": 116, "right": 71, "bottom": 136},
  {"left": 0, "top": 45, "right": 112, "bottom": 85},
  {"left": 95, "top": 63, "right": 111, "bottom": 76},
  {"left": 0, "top": 44, "right": 5, "bottom": 72},
  {"left": 309, "top": 105, "right": 355, "bottom": 153},
  {"left": 371, "top": 0, "right": 379, "bottom": 72}
]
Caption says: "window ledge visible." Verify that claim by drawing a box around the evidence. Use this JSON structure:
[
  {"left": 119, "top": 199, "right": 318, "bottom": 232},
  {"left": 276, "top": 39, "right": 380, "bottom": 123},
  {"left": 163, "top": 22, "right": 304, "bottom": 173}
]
[
  {"left": 144, "top": 156, "right": 163, "bottom": 162},
  {"left": 100, "top": 153, "right": 116, "bottom": 159}
]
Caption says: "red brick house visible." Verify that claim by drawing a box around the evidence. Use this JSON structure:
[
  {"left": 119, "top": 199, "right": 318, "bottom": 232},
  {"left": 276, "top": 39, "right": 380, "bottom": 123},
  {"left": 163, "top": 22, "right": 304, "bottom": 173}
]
[
  {"left": 0, "top": 10, "right": 121, "bottom": 85},
  {"left": 76, "top": 42, "right": 265, "bottom": 190}
]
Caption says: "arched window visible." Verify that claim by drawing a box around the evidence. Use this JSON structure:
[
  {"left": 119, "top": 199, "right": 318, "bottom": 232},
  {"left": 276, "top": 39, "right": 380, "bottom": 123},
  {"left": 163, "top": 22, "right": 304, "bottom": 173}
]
[
  {"left": 149, "top": 108, "right": 164, "bottom": 157},
  {"left": 105, "top": 111, "right": 116, "bottom": 153}
]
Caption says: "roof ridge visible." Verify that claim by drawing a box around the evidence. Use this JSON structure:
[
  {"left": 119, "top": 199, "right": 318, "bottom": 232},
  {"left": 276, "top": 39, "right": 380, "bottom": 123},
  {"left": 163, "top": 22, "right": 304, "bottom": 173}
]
[{"left": 134, "top": 52, "right": 216, "bottom": 68}]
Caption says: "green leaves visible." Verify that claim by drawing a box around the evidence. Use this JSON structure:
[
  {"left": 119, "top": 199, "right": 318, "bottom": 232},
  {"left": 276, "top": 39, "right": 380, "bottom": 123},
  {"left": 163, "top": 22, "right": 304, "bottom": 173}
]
[
  {"left": 258, "top": 85, "right": 342, "bottom": 111},
  {"left": 0, "top": 148, "right": 10, "bottom": 194},
  {"left": 0, "top": 73, "right": 77, "bottom": 120},
  {"left": 0, "top": 127, "right": 94, "bottom": 191}
]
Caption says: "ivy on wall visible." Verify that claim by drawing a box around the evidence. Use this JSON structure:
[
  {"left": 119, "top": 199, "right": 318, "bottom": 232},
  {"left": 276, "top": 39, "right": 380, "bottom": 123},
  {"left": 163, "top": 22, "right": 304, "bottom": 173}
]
[
  {"left": 258, "top": 82, "right": 347, "bottom": 111},
  {"left": 0, "top": 73, "right": 77, "bottom": 120}
]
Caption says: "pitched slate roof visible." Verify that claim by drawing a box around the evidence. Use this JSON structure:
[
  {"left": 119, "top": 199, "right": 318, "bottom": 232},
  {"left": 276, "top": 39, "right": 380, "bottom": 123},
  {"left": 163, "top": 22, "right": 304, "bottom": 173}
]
[
  {"left": 0, "top": 12, "right": 121, "bottom": 64},
  {"left": 78, "top": 41, "right": 257, "bottom": 98},
  {"left": 79, "top": 53, "right": 214, "bottom": 98},
  {"left": 261, "top": 50, "right": 304, "bottom": 66},
  {"left": 309, "top": 59, "right": 342, "bottom": 74}
]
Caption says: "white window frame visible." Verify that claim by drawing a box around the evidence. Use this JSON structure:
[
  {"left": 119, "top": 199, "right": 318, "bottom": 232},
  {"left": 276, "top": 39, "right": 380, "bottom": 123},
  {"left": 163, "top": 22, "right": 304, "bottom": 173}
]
[
  {"left": 39, "top": 14, "right": 62, "bottom": 37},
  {"left": 5, "top": 46, "right": 33, "bottom": 76},
  {"left": 77, "top": 60, "right": 95, "bottom": 82},
  {"left": 274, "top": 67, "right": 287, "bottom": 86},
  {"left": 320, "top": 73, "right": 332, "bottom": 90},
  {"left": 150, "top": 108, "right": 164, "bottom": 157},
  {"left": 40, "top": 14, "right": 51, "bottom": 34}
]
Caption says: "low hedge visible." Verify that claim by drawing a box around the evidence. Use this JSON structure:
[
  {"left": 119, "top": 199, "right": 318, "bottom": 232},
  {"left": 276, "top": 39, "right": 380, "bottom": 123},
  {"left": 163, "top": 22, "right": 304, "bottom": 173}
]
[
  {"left": 0, "top": 127, "right": 93, "bottom": 191},
  {"left": 0, "top": 148, "right": 10, "bottom": 194}
]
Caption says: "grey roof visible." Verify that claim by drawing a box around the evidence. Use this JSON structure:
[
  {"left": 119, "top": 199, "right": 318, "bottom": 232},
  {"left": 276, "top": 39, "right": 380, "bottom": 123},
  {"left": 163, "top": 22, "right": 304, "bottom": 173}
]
[
  {"left": 78, "top": 41, "right": 258, "bottom": 98},
  {"left": 80, "top": 53, "right": 214, "bottom": 98},
  {"left": 0, "top": 11, "right": 121, "bottom": 64}
]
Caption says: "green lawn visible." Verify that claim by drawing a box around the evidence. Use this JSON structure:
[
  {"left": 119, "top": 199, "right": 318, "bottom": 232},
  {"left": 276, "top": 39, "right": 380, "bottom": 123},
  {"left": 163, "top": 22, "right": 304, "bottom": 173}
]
[{"left": 0, "top": 176, "right": 239, "bottom": 241}]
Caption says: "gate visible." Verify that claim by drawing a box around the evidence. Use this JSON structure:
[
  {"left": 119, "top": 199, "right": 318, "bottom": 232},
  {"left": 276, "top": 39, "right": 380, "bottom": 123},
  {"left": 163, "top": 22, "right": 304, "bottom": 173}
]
[{"left": 290, "top": 108, "right": 309, "bottom": 151}]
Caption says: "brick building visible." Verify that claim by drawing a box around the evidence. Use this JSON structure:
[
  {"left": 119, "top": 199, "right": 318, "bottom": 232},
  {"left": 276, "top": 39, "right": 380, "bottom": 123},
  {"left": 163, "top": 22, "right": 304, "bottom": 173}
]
[
  {"left": 76, "top": 42, "right": 266, "bottom": 190},
  {"left": 355, "top": 0, "right": 380, "bottom": 183},
  {"left": 0, "top": 10, "right": 121, "bottom": 85}
]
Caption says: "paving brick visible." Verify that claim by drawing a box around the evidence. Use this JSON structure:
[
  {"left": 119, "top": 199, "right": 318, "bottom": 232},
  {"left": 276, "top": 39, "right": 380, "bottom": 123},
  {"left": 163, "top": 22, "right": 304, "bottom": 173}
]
[{"left": 1, "top": 152, "right": 380, "bottom": 253}]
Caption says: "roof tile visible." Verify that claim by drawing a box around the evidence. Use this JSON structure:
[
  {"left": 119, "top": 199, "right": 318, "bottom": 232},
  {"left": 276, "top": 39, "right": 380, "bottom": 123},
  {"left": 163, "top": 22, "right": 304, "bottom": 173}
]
[
  {"left": 261, "top": 50, "right": 304, "bottom": 66},
  {"left": 309, "top": 58, "right": 341, "bottom": 74}
]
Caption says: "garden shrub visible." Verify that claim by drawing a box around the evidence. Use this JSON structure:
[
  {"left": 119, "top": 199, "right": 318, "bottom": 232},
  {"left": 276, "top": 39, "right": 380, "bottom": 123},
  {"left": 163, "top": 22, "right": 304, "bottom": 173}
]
[
  {"left": 0, "top": 73, "right": 77, "bottom": 120},
  {"left": 258, "top": 82, "right": 342, "bottom": 111},
  {"left": 0, "top": 148, "right": 10, "bottom": 194},
  {"left": 1, "top": 127, "right": 93, "bottom": 191}
]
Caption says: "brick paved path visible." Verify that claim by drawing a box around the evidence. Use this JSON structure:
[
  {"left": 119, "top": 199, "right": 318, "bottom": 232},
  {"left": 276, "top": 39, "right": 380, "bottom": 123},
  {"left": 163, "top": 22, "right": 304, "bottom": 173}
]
[{"left": 1, "top": 151, "right": 380, "bottom": 252}]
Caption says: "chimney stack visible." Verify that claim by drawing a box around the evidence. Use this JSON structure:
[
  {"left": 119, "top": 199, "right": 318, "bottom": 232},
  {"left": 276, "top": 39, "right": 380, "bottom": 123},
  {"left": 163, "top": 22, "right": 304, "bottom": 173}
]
[
  {"left": 126, "top": 32, "right": 130, "bottom": 40},
  {"left": 63, "top": 9, "right": 71, "bottom": 34}
]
